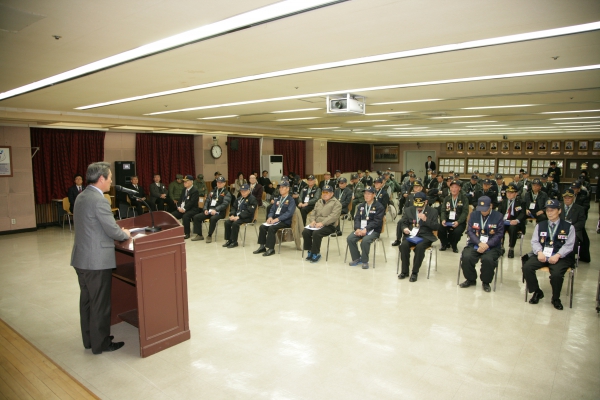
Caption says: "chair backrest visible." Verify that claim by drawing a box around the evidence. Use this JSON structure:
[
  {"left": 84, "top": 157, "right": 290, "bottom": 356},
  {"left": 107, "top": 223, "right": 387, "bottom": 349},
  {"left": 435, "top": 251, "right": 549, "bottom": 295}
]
[
  {"left": 198, "top": 196, "right": 205, "bottom": 208},
  {"left": 253, "top": 205, "right": 259, "bottom": 222},
  {"left": 262, "top": 192, "right": 266, "bottom": 201},
  {"left": 381, "top": 217, "right": 386, "bottom": 234},
  {"left": 103, "top": 194, "right": 116, "bottom": 209},
  {"left": 62, "top": 197, "right": 70, "bottom": 213}
]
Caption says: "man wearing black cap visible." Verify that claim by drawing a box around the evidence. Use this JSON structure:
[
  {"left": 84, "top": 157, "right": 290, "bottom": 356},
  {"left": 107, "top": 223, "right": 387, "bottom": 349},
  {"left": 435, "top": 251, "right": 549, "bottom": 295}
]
[
  {"left": 484, "top": 172, "right": 498, "bottom": 191},
  {"left": 423, "top": 169, "right": 434, "bottom": 190},
  {"left": 521, "top": 170, "right": 531, "bottom": 194},
  {"left": 211, "top": 171, "right": 221, "bottom": 190},
  {"left": 349, "top": 173, "right": 365, "bottom": 217},
  {"left": 362, "top": 170, "right": 373, "bottom": 187},
  {"left": 297, "top": 175, "right": 321, "bottom": 225},
  {"left": 522, "top": 199, "right": 576, "bottom": 310},
  {"left": 547, "top": 161, "right": 561, "bottom": 184},
  {"left": 499, "top": 183, "right": 526, "bottom": 258},
  {"left": 347, "top": 186, "right": 384, "bottom": 269},
  {"left": 399, "top": 173, "right": 416, "bottom": 213},
  {"left": 463, "top": 175, "right": 482, "bottom": 207},
  {"left": 546, "top": 173, "right": 560, "bottom": 200},
  {"left": 571, "top": 181, "right": 590, "bottom": 217},
  {"left": 168, "top": 174, "right": 184, "bottom": 212},
  {"left": 223, "top": 184, "right": 257, "bottom": 248},
  {"left": 495, "top": 174, "right": 507, "bottom": 203},
  {"left": 373, "top": 178, "right": 390, "bottom": 210},
  {"left": 398, "top": 192, "right": 440, "bottom": 282},
  {"left": 439, "top": 180, "right": 469, "bottom": 252},
  {"left": 459, "top": 196, "right": 505, "bottom": 292},
  {"left": 255, "top": 180, "right": 295, "bottom": 257},
  {"left": 302, "top": 185, "right": 342, "bottom": 263},
  {"left": 191, "top": 176, "right": 232, "bottom": 243},
  {"left": 171, "top": 175, "right": 200, "bottom": 240},
  {"left": 524, "top": 178, "right": 549, "bottom": 223},
  {"left": 561, "top": 188, "right": 588, "bottom": 261},
  {"left": 404, "top": 180, "right": 424, "bottom": 210},
  {"left": 480, "top": 178, "right": 499, "bottom": 209},
  {"left": 334, "top": 170, "right": 342, "bottom": 186},
  {"left": 334, "top": 177, "right": 353, "bottom": 235}
]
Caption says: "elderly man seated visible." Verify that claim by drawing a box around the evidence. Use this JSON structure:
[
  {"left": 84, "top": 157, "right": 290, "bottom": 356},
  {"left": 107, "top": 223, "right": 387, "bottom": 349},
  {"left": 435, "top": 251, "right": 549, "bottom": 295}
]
[
  {"left": 522, "top": 199, "right": 576, "bottom": 310},
  {"left": 398, "top": 192, "right": 440, "bottom": 282},
  {"left": 347, "top": 186, "right": 384, "bottom": 270},
  {"left": 254, "top": 181, "right": 295, "bottom": 257},
  {"left": 223, "top": 184, "right": 258, "bottom": 248},
  {"left": 302, "top": 185, "right": 342, "bottom": 263},
  {"left": 459, "top": 196, "right": 505, "bottom": 292}
]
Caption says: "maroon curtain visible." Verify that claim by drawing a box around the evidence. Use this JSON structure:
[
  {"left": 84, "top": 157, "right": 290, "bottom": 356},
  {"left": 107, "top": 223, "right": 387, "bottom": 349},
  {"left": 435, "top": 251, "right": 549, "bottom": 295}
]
[
  {"left": 30, "top": 128, "right": 105, "bottom": 204},
  {"left": 136, "top": 133, "right": 195, "bottom": 192},
  {"left": 327, "top": 142, "right": 371, "bottom": 173},
  {"left": 227, "top": 137, "right": 260, "bottom": 182},
  {"left": 273, "top": 139, "right": 305, "bottom": 177}
]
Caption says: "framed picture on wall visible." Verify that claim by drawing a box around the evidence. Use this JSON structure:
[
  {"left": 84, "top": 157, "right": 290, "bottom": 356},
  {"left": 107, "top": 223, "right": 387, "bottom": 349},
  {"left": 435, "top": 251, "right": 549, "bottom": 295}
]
[
  {"left": 551, "top": 141, "right": 561, "bottom": 150},
  {"left": 565, "top": 141, "right": 574, "bottom": 150},
  {"left": 578, "top": 141, "right": 588, "bottom": 150},
  {"left": 456, "top": 142, "right": 464, "bottom": 151},
  {"left": 373, "top": 144, "right": 400, "bottom": 163},
  {"left": 446, "top": 142, "right": 454, "bottom": 151},
  {"left": 478, "top": 142, "right": 487, "bottom": 151},
  {"left": 501, "top": 141, "right": 510, "bottom": 151},
  {"left": 467, "top": 142, "right": 475, "bottom": 150},
  {"left": 0, "top": 146, "right": 13, "bottom": 177},
  {"left": 594, "top": 141, "right": 600, "bottom": 150},
  {"left": 538, "top": 141, "right": 547, "bottom": 151},
  {"left": 513, "top": 142, "right": 522, "bottom": 151},
  {"left": 525, "top": 141, "right": 534, "bottom": 150},
  {"left": 490, "top": 142, "right": 498, "bottom": 151}
]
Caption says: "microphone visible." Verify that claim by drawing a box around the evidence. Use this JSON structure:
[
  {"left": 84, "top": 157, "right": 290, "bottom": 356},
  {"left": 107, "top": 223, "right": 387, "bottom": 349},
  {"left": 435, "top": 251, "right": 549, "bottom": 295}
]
[{"left": 114, "top": 185, "right": 161, "bottom": 232}]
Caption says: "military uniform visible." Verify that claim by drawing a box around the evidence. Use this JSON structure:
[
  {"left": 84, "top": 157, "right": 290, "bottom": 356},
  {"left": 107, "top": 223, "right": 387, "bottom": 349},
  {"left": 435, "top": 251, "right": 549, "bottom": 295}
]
[
  {"left": 223, "top": 192, "right": 258, "bottom": 246},
  {"left": 460, "top": 205, "right": 505, "bottom": 287},
  {"left": 168, "top": 176, "right": 184, "bottom": 212},
  {"left": 498, "top": 194, "right": 526, "bottom": 251},
  {"left": 439, "top": 189, "right": 469, "bottom": 252},
  {"left": 192, "top": 183, "right": 232, "bottom": 239},
  {"left": 349, "top": 178, "right": 365, "bottom": 216},
  {"left": 398, "top": 201, "right": 440, "bottom": 279},
  {"left": 523, "top": 189, "right": 549, "bottom": 223},
  {"left": 257, "top": 192, "right": 295, "bottom": 250},
  {"left": 298, "top": 183, "right": 322, "bottom": 225},
  {"left": 346, "top": 199, "right": 384, "bottom": 266}
]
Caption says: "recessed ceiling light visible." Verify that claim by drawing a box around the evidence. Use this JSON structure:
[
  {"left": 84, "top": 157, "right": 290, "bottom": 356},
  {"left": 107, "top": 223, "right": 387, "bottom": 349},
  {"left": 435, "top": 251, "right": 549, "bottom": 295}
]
[
  {"left": 333, "top": 129, "right": 351, "bottom": 132},
  {"left": 373, "top": 124, "right": 412, "bottom": 127},
  {"left": 554, "top": 121, "right": 600, "bottom": 124},
  {"left": 112, "top": 125, "right": 165, "bottom": 130},
  {"left": 271, "top": 108, "right": 322, "bottom": 113},
  {"left": 393, "top": 127, "right": 429, "bottom": 130},
  {"left": 275, "top": 117, "right": 321, "bottom": 121},
  {"left": 346, "top": 120, "right": 388, "bottom": 123},
  {"left": 461, "top": 104, "right": 539, "bottom": 109},
  {"left": 309, "top": 127, "right": 340, "bottom": 129},
  {"left": 370, "top": 99, "right": 443, "bottom": 105},
  {"left": 365, "top": 111, "right": 410, "bottom": 116},
  {"left": 548, "top": 116, "right": 600, "bottom": 120},
  {"left": 539, "top": 109, "right": 600, "bottom": 114},
  {"left": 429, "top": 115, "right": 489, "bottom": 119},
  {"left": 557, "top": 124, "right": 600, "bottom": 128},
  {"left": 451, "top": 121, "right": 497, "bottom": 124},
  {"left": 466, "top": 124, "right": 507, "bottom": 127},
  {"left": 199, "top": 115, "right": 238, "bottom": 119},
  {"left": 145, "top": 64, "right": 600, "bottom": 116}
]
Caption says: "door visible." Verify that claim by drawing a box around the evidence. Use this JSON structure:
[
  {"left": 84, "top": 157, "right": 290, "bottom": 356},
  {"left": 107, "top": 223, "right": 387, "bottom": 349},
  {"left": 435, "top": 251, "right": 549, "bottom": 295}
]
[{"left": 405, "top": 151, "right": 436, "bottom": 179}]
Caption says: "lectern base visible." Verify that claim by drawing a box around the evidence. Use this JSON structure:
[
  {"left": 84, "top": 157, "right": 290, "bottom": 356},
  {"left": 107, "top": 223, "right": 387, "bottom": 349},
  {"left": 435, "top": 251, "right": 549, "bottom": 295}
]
[{"left": 145, "top": 226, "right": 161, "bottom": 232}]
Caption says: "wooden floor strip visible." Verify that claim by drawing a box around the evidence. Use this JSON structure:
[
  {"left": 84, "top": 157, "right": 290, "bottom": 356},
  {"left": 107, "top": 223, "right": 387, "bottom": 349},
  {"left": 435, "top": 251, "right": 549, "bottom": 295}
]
[{"left": 0, "top": 319, "right": 98, "bottom": 400}]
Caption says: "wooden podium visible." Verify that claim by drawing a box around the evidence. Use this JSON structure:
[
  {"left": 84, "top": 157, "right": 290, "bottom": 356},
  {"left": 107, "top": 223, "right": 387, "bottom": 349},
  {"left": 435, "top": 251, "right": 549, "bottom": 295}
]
[{"left": 111, "top": 211, "right": 190, "bottom": 357}]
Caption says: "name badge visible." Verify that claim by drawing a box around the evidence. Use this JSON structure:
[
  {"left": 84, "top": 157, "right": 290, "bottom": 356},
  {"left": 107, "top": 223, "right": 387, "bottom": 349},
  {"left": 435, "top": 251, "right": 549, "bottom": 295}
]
[
  {"left": 529, "top": 203, "right": 536, "bottom": 210},
  {"left": 409, "top": 227, "right": 419, "bottom": 237},
  {"left": 497, "top": 196, "right": 503, "bottom": 202},
  {"left": 304, "top": 196, "right": 310, "bottom": 203},
  {"left": 480, "top": 235, "right": 489, "bottom": 244},
  {"left": 449, "top": 211, "right": 456, "bottom": 220},
  {"left": 275, "top": 207, "right": 282, "bottom": 215},
  {"left": 523, "top": 185, "right": 528, "bottom": 190},
  {"left": 543, "top": 247, "right": 553, "bottom": 257},
  {"left": 360, "top": 220, "right": 367, "bottom": 229},
  {"left": 211, "top": 199, "right": 217, "bottom": 207}
]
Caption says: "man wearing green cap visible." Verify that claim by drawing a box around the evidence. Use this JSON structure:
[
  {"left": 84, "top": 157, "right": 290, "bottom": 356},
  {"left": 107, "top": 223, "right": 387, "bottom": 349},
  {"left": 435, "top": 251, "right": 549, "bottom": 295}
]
[
  {"left": 194, "top": 174, "right": 208, "bottom": 211},
  {"left": 168, "top": 174, "right": 184, "bottom": 212}
]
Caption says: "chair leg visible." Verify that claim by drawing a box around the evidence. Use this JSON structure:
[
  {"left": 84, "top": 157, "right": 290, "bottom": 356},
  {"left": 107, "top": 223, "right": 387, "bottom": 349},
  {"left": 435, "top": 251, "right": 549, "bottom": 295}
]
[
  {"left": 325, "top": 235, "right": 330, "bottom": 262},
  {"left": 427, "top": 247, "right": 433, "bottom": 279},
  {"left": 524, "top": 279, "right": 528, "bottom": 302},
  {"left": 520, "top": 234, "right": 523, "bottom": 257},
  {"left": 344, "top": 243, "right": 349, "bottom": 263},
  {"left": 381, "top": 239, "right": 387, "bottom": 262},
  {"left": 570, "top": 269, "right": 575, "bottom": 308},
  {"left": 373, "top": 240, "right": 377, "bottom": 269},
  {"left": 493, "top": 262, "right": 498, "bottom": 292},
  {"left": 242, "top": 224, "right": 247, "bottom": 247},
  {"left": 396, "top": 248, "right": 400, "bottom": 274},
  {"left": 457, "top": 255, "right": 462, "bottom": 285},
  {"left": 434, "top": 246, "right": 438, "bottom": 271},
  {"left": 335, "top": 234, "right": 340, "bottom": 256},
  {"left": 500, "top": 256, "right": 503, "bottom": 283}
]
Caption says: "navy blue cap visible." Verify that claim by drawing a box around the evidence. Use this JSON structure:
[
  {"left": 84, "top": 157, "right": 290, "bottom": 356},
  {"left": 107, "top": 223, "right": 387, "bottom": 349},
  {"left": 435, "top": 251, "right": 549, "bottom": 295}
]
[
  {"left": 279, "top": 181, "right": 290, "bottom": 187},
  {"left": 351, "top": 173, "right": 359, "bottom": 180},
  {"left": 571, "top": 181, "right": 581, "bottom": 188},
  {"left": 364, "top": 186, "right": 376, "bottom": 194},
  {"left": 506, "top": 182, "right": 519, "bottom": 192},
  {"left": 482, "top": 179, "right": 492, "bottom": 185},
  {"left": 532, "top": 178, "right": 541, "bottom": 185},
  {"left": 338, "top": 177, "right": 347, "bottom": 183},
  {"left": 473, "top": 170, "right": 479, "bottom": 174},
  {"left": 307, "top": 175, "right": 315, "bottom": 180},
  {"left": 541, "top": 173, "right": 548, "bottom": 178},
  {"left": 413, "top": 180, "right": 423, "bottom": 186},
  {"left": 485, "top": 172, "right": 493, "bottom": 177},
  {"left": 335, "top": 169, "right": 341, "bottom": 173},
  {"left": 471, "top": 174, "right": 479, "bottom": 180},
  {"left": 563, "top": 188, "right": 575, "bottom": 197},
  {"left": 239, "top": 184, "right": 250, "bottom": 191},
  {"left": 495, "top": 174, "right": 503, "bottom": 180},
  {"left": 476, "top": 196, "right": 492, "bottom": 211},
  {"left": 216, "top": 176, "right": 226, "bottom": 183},
  {"left": 450, "top": 180, "right": 461, "bottom": 186},
  {"left": 374, "top": 178, "right": 383, "bottom": 184},
  {"left": 322, "top": 185, "right": 334, "bottom": 193},
  {"left": 545, "top": 199, "right": 560, "bottom": 209},
  {"left": 182, "top": 174, "right": 194, "bottom": 181},
  {"left": 413, "top": 191, "right": 427, "bottom": 206}
]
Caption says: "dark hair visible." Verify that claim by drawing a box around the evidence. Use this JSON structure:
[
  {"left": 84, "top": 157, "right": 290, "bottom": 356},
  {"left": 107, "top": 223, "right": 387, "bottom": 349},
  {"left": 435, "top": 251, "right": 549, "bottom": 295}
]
[
  {"left": 73, "top": 173, "right": 83, "bottom": 180},
  {"left": 262, "top": 170, "right": 268, "bottom": 174},
  {"left": 153, "top": 173, "right": 160, "bottom": 177},
  {"left": 237, "top": 172, "right": 244, "bottom": 178}
]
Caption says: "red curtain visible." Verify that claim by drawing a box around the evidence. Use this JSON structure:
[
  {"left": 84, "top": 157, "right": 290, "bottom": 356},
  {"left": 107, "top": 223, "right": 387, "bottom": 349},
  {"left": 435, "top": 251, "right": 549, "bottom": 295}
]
[
  {"left": 327, "top": 142, "right": 371, "bottom": 173},
  {"left": 30, "top": 128, "right": 105, "bottom": 204},
  {"left": 135, "top": 133, "right": 195, "bottom": 192},
  {"left": 273, "top": 139, "right": 305, "bottom": 177},
  {"left": 226, "top": 137, "right": 260, "bottom": 182}
]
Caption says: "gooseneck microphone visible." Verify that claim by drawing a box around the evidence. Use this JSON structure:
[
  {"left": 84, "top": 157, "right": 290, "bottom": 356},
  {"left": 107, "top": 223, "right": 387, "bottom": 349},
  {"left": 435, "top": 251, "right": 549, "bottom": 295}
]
[{"left": 115, "top": 185, "right": 161, "bottom": 232}]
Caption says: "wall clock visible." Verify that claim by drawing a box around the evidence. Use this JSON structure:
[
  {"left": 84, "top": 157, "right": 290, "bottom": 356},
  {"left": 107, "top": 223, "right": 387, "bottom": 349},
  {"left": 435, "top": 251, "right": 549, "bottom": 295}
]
[{"left": 211, "top": 145, "right": 222, "bottom": 159}]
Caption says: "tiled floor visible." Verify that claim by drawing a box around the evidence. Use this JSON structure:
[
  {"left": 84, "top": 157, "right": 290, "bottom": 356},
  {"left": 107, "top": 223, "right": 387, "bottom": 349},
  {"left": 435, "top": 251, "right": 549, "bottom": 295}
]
[{"left": 1, "top": 206, "right": 599, "bottom": 399}]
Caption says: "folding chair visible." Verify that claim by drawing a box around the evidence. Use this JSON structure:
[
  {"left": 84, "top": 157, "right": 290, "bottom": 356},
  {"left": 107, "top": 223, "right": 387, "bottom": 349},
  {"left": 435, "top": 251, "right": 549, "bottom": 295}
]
[
  {"left": 203, "top": 204, "right": 229, "bottom": 243},
  {"left": 301, "top": 222, "right": 341, "bottom": 262},
  {"left": 396, "top": 231, "right": 438, "bottom": 278},
  {"left": 341, "top": 202, "right": 353, "bottom": 232},
  {"left": 103, "top": 194, "right": 121, "bottom": 219},
  {"left": 523, "top": 246, "right": 579, "bottom": 308},
  {"left": 62, "top": 197, "right": 73, "bottom": 230},
  {"left": 344, "top": 217, "right": 387, "bottom": 268},
  {"left": 241, "top": 206, "right": 260, "bottom": 247},
  {"left": 457, "top": 246, "right": 503, "bottom": 291}
]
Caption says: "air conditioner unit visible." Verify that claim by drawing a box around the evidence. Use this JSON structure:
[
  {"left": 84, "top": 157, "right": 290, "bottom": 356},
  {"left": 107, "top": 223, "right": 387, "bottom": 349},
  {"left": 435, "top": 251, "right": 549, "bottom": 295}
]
[{"left": 326, "top": 93, "right": 366, "bottom": 114}]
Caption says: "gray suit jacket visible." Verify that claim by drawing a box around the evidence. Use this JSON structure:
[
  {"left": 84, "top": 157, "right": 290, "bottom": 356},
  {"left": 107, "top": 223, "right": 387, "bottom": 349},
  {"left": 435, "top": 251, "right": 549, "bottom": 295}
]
[{"left": 71, "top": 186, "right": 130, "bottom": 270}]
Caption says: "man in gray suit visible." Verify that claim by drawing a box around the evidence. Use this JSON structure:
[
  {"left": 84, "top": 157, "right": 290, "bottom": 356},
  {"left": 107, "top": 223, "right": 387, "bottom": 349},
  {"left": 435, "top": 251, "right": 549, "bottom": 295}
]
[{"left": 71, "top": 162, "right": 131, "bottom": 354}]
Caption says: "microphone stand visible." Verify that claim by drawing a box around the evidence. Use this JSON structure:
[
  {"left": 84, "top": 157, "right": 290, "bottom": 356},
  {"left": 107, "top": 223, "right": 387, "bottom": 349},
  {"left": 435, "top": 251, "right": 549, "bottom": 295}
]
[{"left": 130, "top": 194, "right": 161, "bottom": 232}]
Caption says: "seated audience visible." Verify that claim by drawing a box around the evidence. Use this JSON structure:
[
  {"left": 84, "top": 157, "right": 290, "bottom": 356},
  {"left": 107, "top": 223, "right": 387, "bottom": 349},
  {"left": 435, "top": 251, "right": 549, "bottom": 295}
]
[
  {"left": 349, "top": 173, "right": 365, "bottom": 217},
  {"left": 334, "top": 177, "right": 353, "bottom": 236},
  {"left": 232, "top": 172, "right": 247, "bottom": 198},
  {"left": 498, "top": 182, "right": 526, "bottom": 258},
  {"left": 258, "top": 170, "right": 274, "bottom": 195},
  {"left": 124, "top": 175, "right": 146, "bottom": 217},
  {"left": 302, "top": 185, "right": 342, "bottom": 263},
  {"left": 397, "top": 192, "right": 440, "bottom": 282},
  {"left": 170, "top": 175, "right": 200, "bottom": 239},
  {"left": 191, "top": 176, "right": 232, "bottom": 243},
  {"left": 523, "top": 178, "right": 549, "bottom": 223},
  {"left": 439, "top": 180, "right": 469, "bottom": 253},
  {"left": 346, "top": 187, "right": 384, "bottom": 269},
  {"left": 298, "top": 175, "right": 322, "bottom": 225},
  {"left": 67, "top": 174, "right": 85, "bottom": 213},
  {"left": 373, "top": 177, "right": 390, "bottom": 210},
  {"left": 561, "top": 188, "right": 589, "bottom": 262},
  {"left": 459, "top": 196, "right": 505, "bottom": 292},
  {"left": 479, "top": 178, "right": 499, "bottom": 209},
  {"left": 254, "top": 181, "right": 295, "bottom": 257},
  {"left": 319, "top": 172, "right": 336, "bottom": 190},
  {"left": 148, "top": 173, "right": 169, "bottom": 211},
  {"left": 248, "top": 174, "right": 263, "bottom": 207},
  {"left": 522, "top": 199, "right": 576, "bottom": 310},
  {"left": 223, "top": 184, "right": 257, "bottom": 248},
  {"left": 571, "top": 181, "right": 590, "bottom": 217},
  {"left": 168, "top": 174, "right": 184, "bottom": 212}
]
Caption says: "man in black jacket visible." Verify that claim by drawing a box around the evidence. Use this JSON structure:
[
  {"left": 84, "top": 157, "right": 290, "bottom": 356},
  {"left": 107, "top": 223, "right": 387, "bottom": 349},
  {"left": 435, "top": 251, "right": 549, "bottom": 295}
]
[
  {"left": 571, "top": 181, "right": 590, "bottom": 217},
  {"left": 398, "top": 192, "right": 440, "bottom": 282},
  {"left": 170, "top": 175, "right": 200, "bottom": 239},
  {"left": 498, "top": 183, "right": 526, "bottom": 258},
  {"left": 258, "top": 170, "right": 273, "bottom": 195},
  {"left": 124, "top": 175, "right": 146, "bottom": 217},
  {"left": 561, "top": 188, "right": 589, "bottom": 262},
  {"left": 346, "top": 187, "right": 384, "bottom": 270},
  {"left": 223, "top": 184, "right": 257, "bottom": 248},
  {"left": 459, "top": 196, "right": 505, "bottom": 292},
  {"left": 191, "top": 176, "right": 232, "bottom": 243},
  {"left": 319, "top": 172, "right": 336, "bottom": 190},
  {"left": 334, "top": 177, "right": 353, "bottom": 236},
  {"left": 67, "top": 174, "right": 85, "bottom": 213},
  {"left": 524, "top": 178, "right": 549, "bottom": 223}
]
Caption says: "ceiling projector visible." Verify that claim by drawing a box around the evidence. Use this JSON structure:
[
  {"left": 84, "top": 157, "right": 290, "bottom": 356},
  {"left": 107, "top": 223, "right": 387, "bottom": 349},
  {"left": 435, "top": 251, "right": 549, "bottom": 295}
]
[{"left": 326, "top": 94, "right": 366, "bottom": 114}]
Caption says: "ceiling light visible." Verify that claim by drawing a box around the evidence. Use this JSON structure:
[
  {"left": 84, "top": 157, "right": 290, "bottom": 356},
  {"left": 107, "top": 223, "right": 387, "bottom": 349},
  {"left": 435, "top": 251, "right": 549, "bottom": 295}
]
[
  {"left": 199, "top": 115, "right": 238, "bottom": 119},
  {"left": 557, "top": 124, "right": 600, "bottom": 128},
  {"left": 371, "top": 99, "right": 443, "bottom": 105},
  {"left": 451, "top": 121, "right": 497, "bottom": 124},
  {"left": 554, "top": 121, "right": 600, "bottom": 124},
  {"left": 75, "top": 22, "right": 600, "bottom": 110},
  {"left": 0, "top": 0, "right": 344, "bottom": 102},
  {"left": 309, "top": 127, "right": 340, "bottom": 129},
  {"left": 112, "top": 125, "right": 166, "bottom": 130},
  {"left": 548, "top": 116, "right": 600, "bottom": 120},
  {"left": 466, "top": 124, "right": 507, "bottom": 127},
  {"left": 333, "top": 129, "right": 351, "bottom": 131},
  {"left": 393, "top": 127, "right": 429, "bottom": 130},
  {"left": 429, "top": 115, "right": 489, "bottom": 119},
  {"left": 539, "top": 109, "right": 600, "bottom": 114},
  {"left": 275, "top": 117, "right": 321, "bottom": 121},
  {"left": 346, "top": 120, "right": 388, "bottom": 123},
  {"left": 373, "top": 124, "right": 412, "bottom": 127},
  {"left": 365, "top": 111, "right": 410, "bottom": 115},
  {"left": 461, "top": 104, "right": 539, "bottom": 109},
  {"left": 146, "top": 64, "right": 600, "bottom": 116},
  {"left": 563, "top": 130, "right": 600, "bottom": 133},
  {"left": 47, "top": 122, "right": 110, "bottom": 128},
  {"left": 271, "top": 108, "right": 322, "bottom": 113}
]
